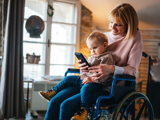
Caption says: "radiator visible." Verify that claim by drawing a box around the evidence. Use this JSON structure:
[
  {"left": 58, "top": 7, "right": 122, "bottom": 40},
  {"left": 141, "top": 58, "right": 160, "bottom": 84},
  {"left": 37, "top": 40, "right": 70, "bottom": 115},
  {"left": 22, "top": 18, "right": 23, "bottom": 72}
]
[{"left": 30, "top": 81, "right": 59, "bottom": 111}]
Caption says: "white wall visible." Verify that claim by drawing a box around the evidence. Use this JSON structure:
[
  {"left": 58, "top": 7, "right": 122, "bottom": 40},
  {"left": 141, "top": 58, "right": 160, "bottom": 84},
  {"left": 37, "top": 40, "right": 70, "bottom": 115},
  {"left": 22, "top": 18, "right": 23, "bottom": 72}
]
[{"left": 79, "top": 0, "right": 160, "bottom": 30}]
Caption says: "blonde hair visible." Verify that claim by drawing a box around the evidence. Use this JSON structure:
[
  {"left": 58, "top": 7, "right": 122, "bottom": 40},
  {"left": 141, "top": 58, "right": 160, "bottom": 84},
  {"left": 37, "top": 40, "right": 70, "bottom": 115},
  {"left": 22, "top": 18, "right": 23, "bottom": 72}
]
[
  {"left": 86, "top": 31, "right": 108, "bottom": 45},
  {"left": 108, "top": 3, "right": 139, "bottom": 40}
]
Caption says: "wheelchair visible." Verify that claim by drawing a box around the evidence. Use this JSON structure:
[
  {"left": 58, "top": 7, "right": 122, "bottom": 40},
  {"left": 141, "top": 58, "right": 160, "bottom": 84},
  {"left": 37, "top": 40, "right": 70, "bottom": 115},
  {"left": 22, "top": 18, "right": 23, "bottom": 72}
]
[{"left": 65, "top": 52, "right": 154, "bottom": 120}]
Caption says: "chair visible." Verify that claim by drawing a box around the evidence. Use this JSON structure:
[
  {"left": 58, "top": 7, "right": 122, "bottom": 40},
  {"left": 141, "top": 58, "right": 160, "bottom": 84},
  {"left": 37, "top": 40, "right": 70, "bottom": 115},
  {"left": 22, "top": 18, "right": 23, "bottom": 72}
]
[
  {"left": 65, "top": 52, "right": 154, "bottom": 120},
  {"left": 145, "top": 56, "right": 160, "bottom": 119}
]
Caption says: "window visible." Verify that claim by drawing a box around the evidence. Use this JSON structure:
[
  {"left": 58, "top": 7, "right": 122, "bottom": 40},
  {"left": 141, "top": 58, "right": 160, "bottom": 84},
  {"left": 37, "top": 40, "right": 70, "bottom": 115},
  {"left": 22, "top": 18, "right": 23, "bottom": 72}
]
[{"left": 23, "top": 0, "right": 81, "bottom": 85}]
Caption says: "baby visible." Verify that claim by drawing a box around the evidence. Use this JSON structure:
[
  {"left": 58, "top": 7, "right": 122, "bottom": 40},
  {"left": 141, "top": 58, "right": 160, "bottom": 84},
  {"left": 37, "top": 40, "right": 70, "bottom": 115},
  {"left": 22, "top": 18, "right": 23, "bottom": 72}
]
[
  {"left": 72, "top": 31, "right": 115, "bottom": 120},
  {"left": 80, "top": 31, "right": 115, "bottom": 85}
]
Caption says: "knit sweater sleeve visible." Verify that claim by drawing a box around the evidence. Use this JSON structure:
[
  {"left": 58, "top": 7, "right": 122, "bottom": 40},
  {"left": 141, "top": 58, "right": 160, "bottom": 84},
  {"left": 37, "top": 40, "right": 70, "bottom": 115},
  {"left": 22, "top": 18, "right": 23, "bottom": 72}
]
[
  {"left": 123, "top": 32, "right": 143, "bottom": 76},
  {"left": 95, "top": 54, "right": 115, "bottom": 84}
]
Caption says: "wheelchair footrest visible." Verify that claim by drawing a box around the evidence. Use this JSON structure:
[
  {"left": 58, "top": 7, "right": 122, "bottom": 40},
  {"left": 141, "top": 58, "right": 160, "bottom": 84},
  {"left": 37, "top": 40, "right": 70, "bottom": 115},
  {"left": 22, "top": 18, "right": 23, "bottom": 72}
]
[{"left": 116, "top": 74, "right": 136, "bottom": 79}]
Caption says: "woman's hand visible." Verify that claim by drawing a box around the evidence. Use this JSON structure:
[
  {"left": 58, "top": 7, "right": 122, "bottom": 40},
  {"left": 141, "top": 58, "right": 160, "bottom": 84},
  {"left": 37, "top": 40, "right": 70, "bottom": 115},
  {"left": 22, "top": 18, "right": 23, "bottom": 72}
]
[{"left": 88, "top": 64, "right": 115, "bottom": 80}]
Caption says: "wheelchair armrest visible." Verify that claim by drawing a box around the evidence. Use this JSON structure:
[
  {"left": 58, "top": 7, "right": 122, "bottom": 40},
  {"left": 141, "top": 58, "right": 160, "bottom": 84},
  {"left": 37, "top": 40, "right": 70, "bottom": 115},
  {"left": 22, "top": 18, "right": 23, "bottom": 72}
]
[
  {"left": 67, "top": 68, "right": 80, "bottom": 72},
  {"left": 95, "top": 74, "right": 136, "bottom": 111},
  {"left": 115, "top": 74, "right": 136, "bottom": 79},
  {"left": 65, "top": 68, "right": 80, "bottom": 77}
]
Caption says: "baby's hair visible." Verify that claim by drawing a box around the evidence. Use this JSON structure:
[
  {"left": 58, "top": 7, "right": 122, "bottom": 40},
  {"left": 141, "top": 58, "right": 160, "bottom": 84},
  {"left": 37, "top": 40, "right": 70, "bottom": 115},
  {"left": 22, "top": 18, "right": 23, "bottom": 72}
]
[{"left": 86, "top": 31, "right": 108, "bottom": 45}]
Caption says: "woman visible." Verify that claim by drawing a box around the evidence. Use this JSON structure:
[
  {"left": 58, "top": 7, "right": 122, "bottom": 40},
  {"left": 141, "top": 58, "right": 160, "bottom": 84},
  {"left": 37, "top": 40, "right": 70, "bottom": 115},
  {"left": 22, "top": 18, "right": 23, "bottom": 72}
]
[{"left": 44, "top": 3, "right": 143, "bottom": 120}]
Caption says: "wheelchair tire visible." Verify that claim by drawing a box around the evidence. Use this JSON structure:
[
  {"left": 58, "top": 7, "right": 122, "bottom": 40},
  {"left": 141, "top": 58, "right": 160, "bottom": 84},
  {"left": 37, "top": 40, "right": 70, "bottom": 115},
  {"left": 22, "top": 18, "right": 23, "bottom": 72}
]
[{"left": 113, "top": 91, "right": 154, "bottom": 120}]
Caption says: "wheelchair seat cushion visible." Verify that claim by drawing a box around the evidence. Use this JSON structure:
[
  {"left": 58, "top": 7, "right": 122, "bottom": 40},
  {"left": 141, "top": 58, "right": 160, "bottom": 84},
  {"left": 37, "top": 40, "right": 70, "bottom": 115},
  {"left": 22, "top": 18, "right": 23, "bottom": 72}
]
[{"left": 99, "top": 97, "right": 117, "bottom": 107}]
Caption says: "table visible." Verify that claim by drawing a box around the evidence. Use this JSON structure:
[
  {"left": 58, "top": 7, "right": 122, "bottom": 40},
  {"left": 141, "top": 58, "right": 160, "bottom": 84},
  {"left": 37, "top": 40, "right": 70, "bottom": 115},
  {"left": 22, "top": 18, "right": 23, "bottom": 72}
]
[{"left": 24, "top": 78, "right": 34, "bottom": 113}]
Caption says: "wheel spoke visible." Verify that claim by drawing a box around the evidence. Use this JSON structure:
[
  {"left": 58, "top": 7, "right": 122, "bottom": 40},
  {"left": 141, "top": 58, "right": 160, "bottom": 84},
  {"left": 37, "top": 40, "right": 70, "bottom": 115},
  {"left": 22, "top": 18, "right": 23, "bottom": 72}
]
[
  {"left": 136, "top": 101, "right": 146, "bottom": 120},
  {"left": 120, "top": 110, "right": 129, "bottom": 120},
  {"left": 131, "top": 101, "right": 135, "bottom": 120},
  {"left": 123, "top": 114, "right": 128, "bottom": 120}
]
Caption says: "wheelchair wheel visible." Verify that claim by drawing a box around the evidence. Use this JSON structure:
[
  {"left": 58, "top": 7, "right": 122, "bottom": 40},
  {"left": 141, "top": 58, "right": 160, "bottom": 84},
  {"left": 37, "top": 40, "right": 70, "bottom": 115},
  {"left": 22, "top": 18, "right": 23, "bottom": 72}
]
[{"left": 113, "top": 91, "right": 154, "bottom": 120}]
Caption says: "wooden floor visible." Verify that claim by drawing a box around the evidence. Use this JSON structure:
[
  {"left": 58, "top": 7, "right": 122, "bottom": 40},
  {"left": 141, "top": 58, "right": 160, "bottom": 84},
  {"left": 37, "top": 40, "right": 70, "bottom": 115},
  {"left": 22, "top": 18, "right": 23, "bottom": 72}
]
[
  {"left": 25, "top": 111, "right": 46, "bottom": 120},
  {"left": 10, "top": 110, "right": 46, "bottom": 120},
  {"left": 9, "top": 109, "right": 160, "bottom": 120}
]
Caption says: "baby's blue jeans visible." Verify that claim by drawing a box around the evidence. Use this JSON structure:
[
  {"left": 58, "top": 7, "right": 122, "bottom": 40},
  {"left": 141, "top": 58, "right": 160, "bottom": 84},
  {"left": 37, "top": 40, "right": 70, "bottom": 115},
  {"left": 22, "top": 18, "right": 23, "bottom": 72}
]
[{"left": 44, "top": 75, "right": 109, "bottom": 120}]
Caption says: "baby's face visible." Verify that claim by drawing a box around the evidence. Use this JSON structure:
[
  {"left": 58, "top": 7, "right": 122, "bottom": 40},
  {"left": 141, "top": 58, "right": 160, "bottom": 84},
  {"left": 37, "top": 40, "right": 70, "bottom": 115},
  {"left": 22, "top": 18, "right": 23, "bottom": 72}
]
[{"left": 87, "top": 39, "right": 107, "bottom": 56}]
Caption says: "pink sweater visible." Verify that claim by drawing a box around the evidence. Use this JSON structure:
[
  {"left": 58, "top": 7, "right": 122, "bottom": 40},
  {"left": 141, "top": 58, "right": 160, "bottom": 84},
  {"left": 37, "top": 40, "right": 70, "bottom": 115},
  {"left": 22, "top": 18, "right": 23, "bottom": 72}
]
[{"left": 104, "top": 30, "right": 143, "bottom": 76}]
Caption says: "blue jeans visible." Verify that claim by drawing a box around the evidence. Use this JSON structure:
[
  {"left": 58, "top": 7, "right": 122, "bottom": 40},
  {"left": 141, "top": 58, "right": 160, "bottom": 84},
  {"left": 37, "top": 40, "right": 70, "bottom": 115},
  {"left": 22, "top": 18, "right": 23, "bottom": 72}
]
[{"left": 44, "top": 75, "right": 110, "bottom": 120}]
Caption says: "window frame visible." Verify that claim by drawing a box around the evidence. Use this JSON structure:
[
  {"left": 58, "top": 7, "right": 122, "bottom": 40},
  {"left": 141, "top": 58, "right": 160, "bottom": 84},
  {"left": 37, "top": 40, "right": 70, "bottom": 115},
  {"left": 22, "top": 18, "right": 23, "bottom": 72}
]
[
  {"left": 23, "top": 0, "right": 81, "bottom": 80},
  {"left": 45, "top": 0, "right": 81, "bottom": 75}
]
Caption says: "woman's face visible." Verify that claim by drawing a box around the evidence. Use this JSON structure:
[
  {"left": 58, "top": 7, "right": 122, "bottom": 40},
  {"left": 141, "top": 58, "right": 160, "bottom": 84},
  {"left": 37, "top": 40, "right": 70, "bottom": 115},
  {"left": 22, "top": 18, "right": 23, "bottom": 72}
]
[{"left": 109, "top": 19, "right": 127, "bottom": 35}]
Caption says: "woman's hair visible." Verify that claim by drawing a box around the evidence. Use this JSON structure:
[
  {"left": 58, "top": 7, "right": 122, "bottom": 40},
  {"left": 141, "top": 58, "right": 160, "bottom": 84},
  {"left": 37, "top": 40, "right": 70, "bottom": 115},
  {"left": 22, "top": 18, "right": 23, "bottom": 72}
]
[
  {"left": 86, "top": 31, "right": 108, "bottom": 45},
  {"left": 108, "top": 3, "right": 139, "bottom": 40}
]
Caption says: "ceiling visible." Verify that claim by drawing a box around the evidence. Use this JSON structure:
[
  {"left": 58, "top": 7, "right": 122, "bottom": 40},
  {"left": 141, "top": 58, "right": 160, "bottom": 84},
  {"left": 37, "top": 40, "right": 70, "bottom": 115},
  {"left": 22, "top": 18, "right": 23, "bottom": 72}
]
[{"left": 79, "top": 0, "right": 160, "bottom": 29}]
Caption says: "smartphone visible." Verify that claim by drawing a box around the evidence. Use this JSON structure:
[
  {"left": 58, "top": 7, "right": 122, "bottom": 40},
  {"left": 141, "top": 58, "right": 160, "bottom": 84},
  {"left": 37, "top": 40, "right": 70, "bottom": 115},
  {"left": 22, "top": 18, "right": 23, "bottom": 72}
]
[{"left": 75, "top": 52, "right": 90, "bottom": 67}]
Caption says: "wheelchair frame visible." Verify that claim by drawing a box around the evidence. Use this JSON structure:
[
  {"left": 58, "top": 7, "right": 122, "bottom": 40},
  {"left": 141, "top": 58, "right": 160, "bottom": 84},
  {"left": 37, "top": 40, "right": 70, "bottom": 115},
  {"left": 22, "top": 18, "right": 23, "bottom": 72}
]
[
  {"left": 63, "top": 51, "right": 153, "bottom": 120},
  {"left": 65, "top": 69, "right": 154, "bottom": 119},
  {"left": 94, "top": 75, "right": 136, "bottom": 116}
]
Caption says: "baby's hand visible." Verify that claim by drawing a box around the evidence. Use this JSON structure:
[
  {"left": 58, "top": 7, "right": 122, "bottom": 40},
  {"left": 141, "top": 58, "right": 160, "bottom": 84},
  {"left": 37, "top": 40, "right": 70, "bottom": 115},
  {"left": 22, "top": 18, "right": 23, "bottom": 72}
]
[
  {"left": 83, "top": 55, "right": 88, "bottom": 60},
  {"left": 82, "top": 77, "right": 95, "bottom": 84}
]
